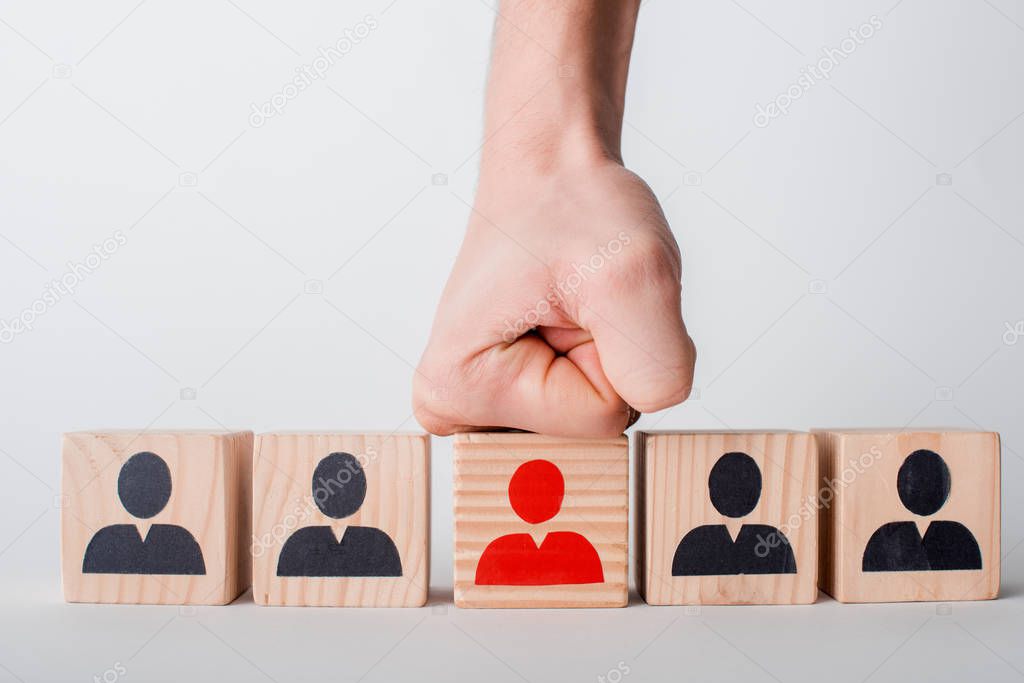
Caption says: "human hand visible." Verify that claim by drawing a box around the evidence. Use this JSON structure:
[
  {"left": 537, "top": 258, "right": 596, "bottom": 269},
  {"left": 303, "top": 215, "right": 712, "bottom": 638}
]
[
  {"left": 412, "top": 0, "right": 695, "bottom": 437},
  {"left": 413, "top": 159, "right": 695, "bottom": 437}
]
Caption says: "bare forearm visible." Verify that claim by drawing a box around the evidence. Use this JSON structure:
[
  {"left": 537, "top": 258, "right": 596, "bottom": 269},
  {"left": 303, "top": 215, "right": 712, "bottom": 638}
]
[{"left": 481, "top": 0, "right": 642, "bottom": 175}]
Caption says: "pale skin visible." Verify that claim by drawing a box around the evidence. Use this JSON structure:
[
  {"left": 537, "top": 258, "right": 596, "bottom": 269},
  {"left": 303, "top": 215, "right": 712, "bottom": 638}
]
[{"left": 413, "top": 0, "right": 695, "bottom": 437}]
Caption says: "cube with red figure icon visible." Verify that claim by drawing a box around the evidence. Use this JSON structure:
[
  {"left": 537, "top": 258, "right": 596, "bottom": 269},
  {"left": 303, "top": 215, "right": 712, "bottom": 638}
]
[{"left": 453, "top": 433, "right": 628, "bottom": 608}]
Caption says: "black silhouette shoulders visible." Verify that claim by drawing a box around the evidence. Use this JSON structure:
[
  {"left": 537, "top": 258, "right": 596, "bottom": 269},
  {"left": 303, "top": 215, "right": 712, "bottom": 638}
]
[
  {"left": 925, "top": 522, "right": 983, "bottom": 570},
  {"left": 672, "top": 524, "right": 797, "bottom": 576},
  {"left": 83, "top": 524, "right": 206, "bottom": 575},
  {"left": 863, "top": 521, "right": 982, "bottom": 572},
  {"left": 277, "top": 525, "right": 402, "bottom": 577}
]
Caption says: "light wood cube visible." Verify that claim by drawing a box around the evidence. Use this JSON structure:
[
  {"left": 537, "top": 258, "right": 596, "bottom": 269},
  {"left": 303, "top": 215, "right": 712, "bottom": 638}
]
[
  {"left": 453, "top": 433, "right": 628, "bottom": 608},
  {"left": 636, "top": 431, "right": 819, "bottom": 605},
  {"left": 252, "top": 432, "right": 429, "bottom": 607},
  {"left": 61, "top": 430, "right": 253, "bottom": 605},
  {"left": 815, "top": 429, "right": 1000, "bottom": 603}
]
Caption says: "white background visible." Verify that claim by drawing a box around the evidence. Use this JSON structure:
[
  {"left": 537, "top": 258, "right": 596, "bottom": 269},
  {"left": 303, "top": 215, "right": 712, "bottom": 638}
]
[{"left": 1, "top": 0, "right": 1023, "bottom": 681}]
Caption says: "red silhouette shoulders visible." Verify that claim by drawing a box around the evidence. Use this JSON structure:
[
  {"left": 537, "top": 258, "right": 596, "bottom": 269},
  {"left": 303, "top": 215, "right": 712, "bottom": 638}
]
[{"left": 475, "top": 531, "right": 604, "bottom": 585}]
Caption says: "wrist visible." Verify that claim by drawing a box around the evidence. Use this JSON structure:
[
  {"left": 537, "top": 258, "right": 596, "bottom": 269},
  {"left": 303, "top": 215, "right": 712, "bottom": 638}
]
[
  {"left": 478, "top": 113, "right": 621, "bottom": 189},
  {"left": 478, "top": 67, "right": 628, "bottom": 185}
]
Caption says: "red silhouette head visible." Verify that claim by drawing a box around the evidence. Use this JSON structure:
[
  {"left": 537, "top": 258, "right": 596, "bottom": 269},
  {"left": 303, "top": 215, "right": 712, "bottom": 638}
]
[{"left": 508, "top": 459, "right": 564, "bottom": 524}]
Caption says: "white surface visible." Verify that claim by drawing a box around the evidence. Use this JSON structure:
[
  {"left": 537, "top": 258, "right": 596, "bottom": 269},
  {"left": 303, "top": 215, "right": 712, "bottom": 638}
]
[{"left": 1, "top": 0, "right": 1023, "bottom": 681}]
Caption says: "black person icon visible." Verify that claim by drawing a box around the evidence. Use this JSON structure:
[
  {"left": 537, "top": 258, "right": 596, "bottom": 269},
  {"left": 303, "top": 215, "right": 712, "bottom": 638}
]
[
  {"left": 276, "top": 452, "right": 402, "bottom": 577},
  {"left": 672, "top": 452, "right": 797, "bottom": 576},
  {"left": 82, "top": 451, "right": 206, "bottom": 575},
  {"left": 863, "top": 449, "right": 982, "bottom": 572}
]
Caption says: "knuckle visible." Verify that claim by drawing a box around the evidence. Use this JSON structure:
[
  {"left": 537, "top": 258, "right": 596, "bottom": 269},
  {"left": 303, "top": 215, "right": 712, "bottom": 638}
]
[{"left": 595, "top": 236, "right": 681, "bottom": 294}]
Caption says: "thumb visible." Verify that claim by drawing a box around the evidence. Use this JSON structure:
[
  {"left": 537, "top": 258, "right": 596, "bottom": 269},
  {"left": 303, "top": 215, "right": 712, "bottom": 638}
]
[{"left": 581, "top": 267, "right": 696, "bottom": 413}]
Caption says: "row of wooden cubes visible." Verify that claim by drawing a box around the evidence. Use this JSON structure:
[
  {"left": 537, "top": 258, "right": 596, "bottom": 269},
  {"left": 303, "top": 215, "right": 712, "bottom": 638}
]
[
  {"left": 638, "top": 430, "right": 998, "bottom": 605},
  {"left": 61, "top": 429, "right": 1000, "bottom": 607},
  {"left": 62, "top": 431, "right": 429, "bottom": 607}
]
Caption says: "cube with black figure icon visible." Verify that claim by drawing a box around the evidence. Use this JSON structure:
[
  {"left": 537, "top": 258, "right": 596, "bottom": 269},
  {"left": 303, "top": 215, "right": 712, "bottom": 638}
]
[
  {"left": 61, "top": 430, "right": 253, "bottom": 605},
  {"left": 636, "top": 431, "right": 819, "bottom": 605},
  {"left": 251, "top": 432, "right": 429, "bottom": 607},
  {"left": 814, "top": 429, "right": 999, "bottom": 603}
]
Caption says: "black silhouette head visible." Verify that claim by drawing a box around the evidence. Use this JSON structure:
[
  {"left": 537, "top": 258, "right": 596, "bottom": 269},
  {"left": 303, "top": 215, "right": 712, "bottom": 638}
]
[
  {"left": 311, "top": 452, "right": 367, "bottom": 519},
  {"left": 118, "top": 451, "right": 172, "bottom": 519},
  {"left": 897, "top": 449, "right": 950, "bottom": 516},
  {"left": 708, "top": 452, "right": 762, "bottom": 518}
]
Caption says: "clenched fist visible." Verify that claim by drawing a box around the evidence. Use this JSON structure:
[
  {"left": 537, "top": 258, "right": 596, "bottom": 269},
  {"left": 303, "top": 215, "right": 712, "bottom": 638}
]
[{"left": 412, "top": 0, "right": 696, "bottom": 437}]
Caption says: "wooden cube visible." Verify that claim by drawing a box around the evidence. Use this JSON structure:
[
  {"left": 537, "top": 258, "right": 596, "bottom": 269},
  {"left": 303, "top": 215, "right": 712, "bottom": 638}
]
[
  {"left": 815, "top": 429, "right": 1000, "bottom": 603},
  {"left": 61, "top": 430, "right": 253, "bottom": 605},
  {"left": 636, "top": 431, "right": 819, "bottom": 605},
  {"left": 252, "top": 432, "right": 429, "bottom": 607},
  {"left": 453, "top": 433, "right": 628, "bottom": 608}
]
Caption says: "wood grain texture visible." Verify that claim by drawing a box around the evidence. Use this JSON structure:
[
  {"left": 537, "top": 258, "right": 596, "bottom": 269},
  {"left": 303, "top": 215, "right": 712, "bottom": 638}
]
[
  {"left": 637, "top": 431, "right": 819, "bottom": 605},
  {"left": 453, "top": 433, "right": 628, "bottom": 608},
  {"left": 252, "top": 432, "right": 429, "bottom": 607},
  {"left": 814, "top": 429, "right": 1000, "bottom": 603},
  {"left": 61, "top": 430, "right": 253, "bottom": 605}
]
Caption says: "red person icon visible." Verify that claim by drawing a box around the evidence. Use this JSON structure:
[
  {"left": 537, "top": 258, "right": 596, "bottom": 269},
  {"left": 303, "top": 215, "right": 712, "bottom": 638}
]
[{"left": 474, "top": 459, "right": 604, "bottom": 586}]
